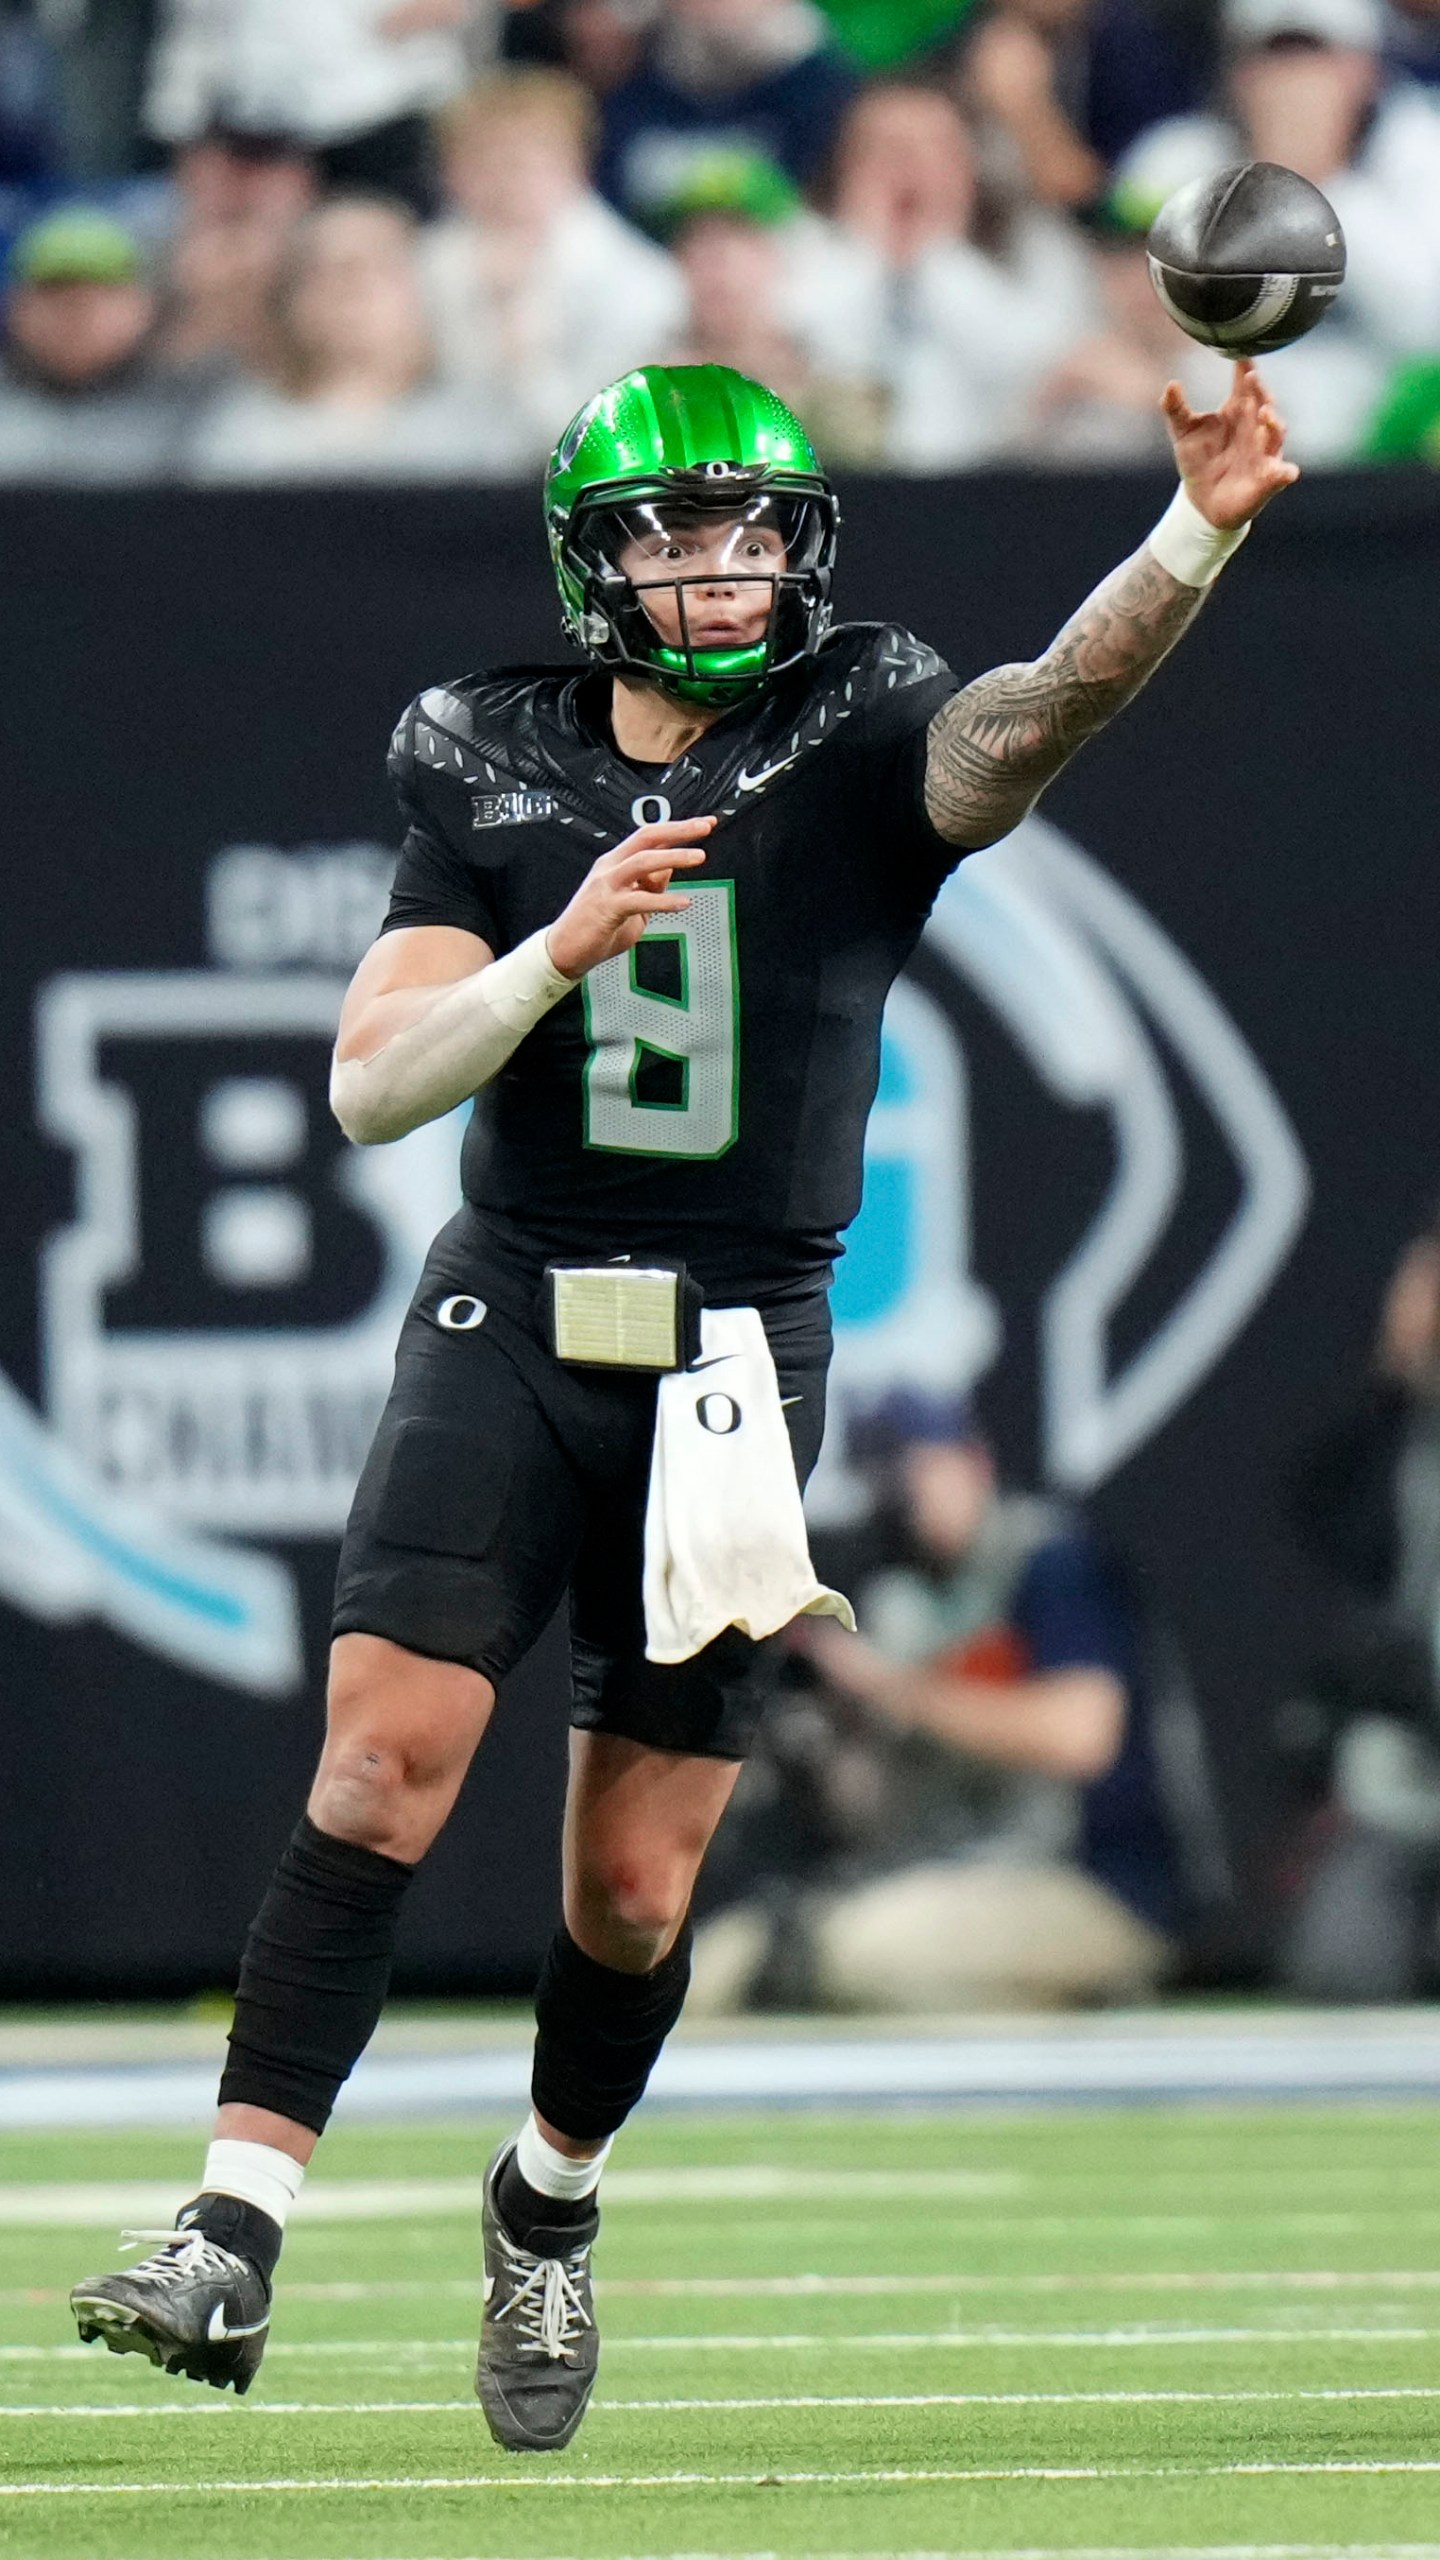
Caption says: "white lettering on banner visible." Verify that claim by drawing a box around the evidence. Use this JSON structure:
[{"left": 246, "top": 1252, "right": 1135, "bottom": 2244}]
[
  {"left": 37, "top": 968, "right": 464, "bottom": 1537},
  {"left": 206, "top": 844, "right": 392, "bottom": 969}
]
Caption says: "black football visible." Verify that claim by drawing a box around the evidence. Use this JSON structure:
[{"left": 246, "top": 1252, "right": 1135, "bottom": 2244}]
[{"left": 1147, "top": 161, "right": 1345, "bottom": 354}]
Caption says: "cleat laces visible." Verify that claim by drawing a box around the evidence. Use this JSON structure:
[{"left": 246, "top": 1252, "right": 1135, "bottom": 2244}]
[
  {"left": 494, "top": 2231, "right": 593, "bottom": 2363},
  {"left": 116, "top": 2230, "right": 246, "bottom": 2289}
]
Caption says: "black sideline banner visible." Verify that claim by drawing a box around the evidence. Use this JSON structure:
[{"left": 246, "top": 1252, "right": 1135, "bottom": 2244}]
[{"left": 4, "top": 470, "right": 1440, "bottom": 1991}]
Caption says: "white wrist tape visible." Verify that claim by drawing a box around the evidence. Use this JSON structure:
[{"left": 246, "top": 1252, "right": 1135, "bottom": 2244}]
[
  {"left": 331, "top": 927, "right": 574, "bottom": 1144},
  {"left": 1147, "top": 483, "right": 1249, "bottom": 588}
]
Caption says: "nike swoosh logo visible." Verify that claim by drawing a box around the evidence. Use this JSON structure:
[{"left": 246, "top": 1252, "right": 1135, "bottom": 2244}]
[
  {"left": 207, "top": 2304, "right": 269, "bottom": 2341},
  {"left": 735, "top": 752, "right": 803, "bottom": 793},
  {"left": 780, "top": 1395, "right": 803, "bottom": 1408},
  {"left": 690, "top": 1354, "right": 736, "bottom": 1371}
]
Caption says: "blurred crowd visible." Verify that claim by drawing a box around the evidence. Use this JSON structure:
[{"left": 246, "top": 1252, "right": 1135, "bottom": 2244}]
[{"left": 4, "top": 0, "right": 1440, "bottom": 481}]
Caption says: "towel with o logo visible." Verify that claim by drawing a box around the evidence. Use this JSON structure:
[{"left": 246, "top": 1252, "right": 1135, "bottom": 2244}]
[{"left": 642, "top": 1306, "right": 855, "bottom": 1664}]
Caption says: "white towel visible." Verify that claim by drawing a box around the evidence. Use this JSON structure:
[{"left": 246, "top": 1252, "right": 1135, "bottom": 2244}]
[{"left": 642, "top": 1306, "right": 856, "bottom": 1665}]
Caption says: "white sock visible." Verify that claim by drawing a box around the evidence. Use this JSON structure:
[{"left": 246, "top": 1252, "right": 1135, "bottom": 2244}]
[
  {"left": 514, "top": 2114, "right": 611, "bottom": 2203},
  {"left": 200, "top": 2138, "right": 306, "bottom": 2232}
]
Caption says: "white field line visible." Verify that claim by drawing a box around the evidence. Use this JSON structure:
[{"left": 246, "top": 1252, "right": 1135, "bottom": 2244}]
[
  {"left": 245, "top": 2548, "right": 1440, "bottom": 2560},
  {"left": 242, "top": 2549, "right": 1440, "bottom": 2560},
  {"left": 11, "top": 2385, "right": 1440, "bottom": 2418},
  {"left": 10, "top": 2267, "right": 1434, "bottom": 2308},
  {"left": 236, "top": 2548, "right": 1440, "bottom": 2560},
  {"left": 0, "top": 2169, "right": 1019, "bottom": 2227},
  {"left": 16, "top": 2459, "right": 1440, "bottom": 2495},
  {"left": 597, "top": 2269, "right": 1440, "bottom": 2299},
  {"left": 34, "top": 2322, "right": 1439, "bottom": 2359},
  {"left": 7, "top": 2181, "right": 1440, "bottom": 2234}
]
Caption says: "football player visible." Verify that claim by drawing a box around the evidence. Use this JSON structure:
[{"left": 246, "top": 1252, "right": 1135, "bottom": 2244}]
[{"left": 72, "top": 358, "right": 1294, "bottom": 2450}]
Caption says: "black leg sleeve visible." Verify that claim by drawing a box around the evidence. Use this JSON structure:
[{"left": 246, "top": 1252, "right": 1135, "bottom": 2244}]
[
  {"left": 530, "top": 1919, "right": 693, "bottom": 2143},
  {"left": 218, "top": 1815, "right": 415, "bottom": 2134}
]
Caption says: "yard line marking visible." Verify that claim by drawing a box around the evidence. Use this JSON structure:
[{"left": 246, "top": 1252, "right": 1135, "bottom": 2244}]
[
  {"left": 260, "top": 2549, "right": 1440, "bottom": 2560},
  {"left": 15, "top": 2267, "right": 1440, "bottom": 2307},
  {"left": 39, "top": 2320, "right": 1439, "bottom": 2360},
  {"left": 9, "top": 2183, "right": 1440, "bottom": 2233},
  {"left": 11, "top": 2385, "right": 1440, "bottom": 2419},
  {"left": 16, "top": 2460, "right": 1440, "bottom": 2496},
  {"left": 0, "top": 2168, "right": 1020, "bottom": 2226},
  {"left": 598, "top": 2268, "right": 1440, "bottom": 2299},
  {"left": 247, "top": 2548, "right": 1440, "bottom": 2560},
  {"left": 282, "top": 2548, "right": 1440, "bottom": 2560}
]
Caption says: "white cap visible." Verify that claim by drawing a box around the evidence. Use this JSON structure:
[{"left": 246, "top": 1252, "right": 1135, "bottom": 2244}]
[{"left": 1223, "top": 0, "right": 1382, "bottom": 50}]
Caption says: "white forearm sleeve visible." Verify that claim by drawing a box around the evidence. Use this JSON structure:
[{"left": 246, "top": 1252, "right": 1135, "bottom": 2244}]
[{"left": 331, "top": 928, "right": 575, "bottom": 1144}]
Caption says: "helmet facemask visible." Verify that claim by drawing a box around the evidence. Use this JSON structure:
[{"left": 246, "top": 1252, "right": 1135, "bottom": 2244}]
[{"left": 556, "top": 471, "right": 837, "bottom": 706}]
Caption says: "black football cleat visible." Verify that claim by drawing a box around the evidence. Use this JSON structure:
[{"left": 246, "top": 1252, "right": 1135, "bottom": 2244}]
[
  {"left": 475, "top": 2142, "right": 599, "bottom": 2453},
  {"left": 70, "top": 2224, "right": 271, "bottom": 2395}
]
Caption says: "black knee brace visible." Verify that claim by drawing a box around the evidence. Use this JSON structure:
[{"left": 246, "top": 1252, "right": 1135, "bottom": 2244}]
[
  {"left": 530, "top": 1920, "right": 693, "bottom": 2143},
  {"left": 218, "top": 1815, "right": 415, "bottom": 2134}
]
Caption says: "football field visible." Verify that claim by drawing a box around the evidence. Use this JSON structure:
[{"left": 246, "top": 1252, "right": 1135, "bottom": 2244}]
[{"left": 2, "top": 2101, "right": 1439, "bottom": 2559}]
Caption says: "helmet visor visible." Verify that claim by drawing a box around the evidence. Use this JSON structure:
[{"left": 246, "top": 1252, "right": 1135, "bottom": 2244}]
[
  {"left": 606, "top": 493, "right": 820, "bottom": 654},
  {"left": 560, "top": 477, "right": 837, "bottom": 698}
]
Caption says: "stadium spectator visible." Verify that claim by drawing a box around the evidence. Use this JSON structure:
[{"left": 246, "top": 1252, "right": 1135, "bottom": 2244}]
[
  {"left": 1364, "top": 351, "right": 1440, "bottom": 455},
  {"left": 657, "top": 147, "right": 887, "bottom": 459},
  {"left": 159, "top": 201, "right": 306, "bottom": 382},
  {"left": 170, "top": 126, "right": 321, "bottom": 230},
  {"left": 594, "top": 0, "right": 862, "bottom": 228},
  {"left": 691, "top": 1396, "right": 1186, "bottom": 2014},
  {"left": 420, "top": 67, "right": 682, "bottom": 454},
  {"left": 1025, "top": 209, "right": 1228, "bottom": 459},
  {"left": 0, "top": 205, "right": 197, "bottom": 480},
  {"left": 502, "top": 0, "right": 661, "bottom": 94},
  {"left": 959, "top": 0, "right": 1204, "bottom": 210},
  {"left": 158, "top": 137, "right": 321, "bottom": 382},
  {"left": 187, "top": 193, "right": 522, "bottom": 479},
  {"left": 1280, "top": 1224, "right": 1440, "bottom": 2000},
  {"left": 1112, "top": 0, "right": 1440, "bottom": 459},
  {"left": 143, "top": 0, "right": 490, "bottom": 217},
  {"left": 794, "top": 80, "right": 1092, "bottom": 465},
  {"left": 0, "top": 5, "right": 61, "bottom": 185},
  {"left": 1384, "top": 0, "right": 1440, "bottom": 86}
]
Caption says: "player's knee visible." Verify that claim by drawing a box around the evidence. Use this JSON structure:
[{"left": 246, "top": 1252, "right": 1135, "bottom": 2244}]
[
  {"left": 309, "top": 1735, "right": 420, "bottom": 1853},
  {"left": 571, "top": 1847, "right": 692, "bottom": 1962},
  {"left": 312, "top": 1650, "right": 489, "bottom": 1855}
]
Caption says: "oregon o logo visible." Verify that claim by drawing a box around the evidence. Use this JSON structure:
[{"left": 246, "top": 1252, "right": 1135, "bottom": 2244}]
[
  {"left": 697, "top": 1392, "right": 742, "bottom": 1435},
  {"left": 631, "top": 793, "right": 671, "bottom": 827},
  {"left": 437, "top": 1294, "right": 488, "bottom": 1332}
]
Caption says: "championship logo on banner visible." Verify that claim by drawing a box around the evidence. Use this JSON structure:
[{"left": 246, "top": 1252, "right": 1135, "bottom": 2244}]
[{"left": 11, "top": 824, "right": 1307, "bottom": 1694}]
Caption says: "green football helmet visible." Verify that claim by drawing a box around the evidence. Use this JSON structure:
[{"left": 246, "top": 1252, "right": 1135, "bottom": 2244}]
[{"left": 544, "top": 364, "right": 840, "bottom": 707}]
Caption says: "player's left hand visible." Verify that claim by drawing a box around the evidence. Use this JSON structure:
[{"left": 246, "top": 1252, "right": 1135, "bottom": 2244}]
[{"left": 1160, "top": 358, "right": 1300, "bottom": 529}]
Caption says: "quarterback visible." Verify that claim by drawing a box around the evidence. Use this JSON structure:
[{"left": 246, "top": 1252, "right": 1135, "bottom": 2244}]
[{"left": 72, "top": 360, "right": 1295, "bottom": 2450}]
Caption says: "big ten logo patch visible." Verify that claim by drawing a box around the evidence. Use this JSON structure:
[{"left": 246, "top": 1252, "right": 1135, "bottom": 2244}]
[{"left": 36, "top": 845, "right": 464, "bottom": 1558}]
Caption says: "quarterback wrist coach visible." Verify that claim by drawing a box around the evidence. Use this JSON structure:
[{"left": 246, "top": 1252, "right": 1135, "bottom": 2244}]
[{"left": 1147, "top": 482, "right": 1250, "bottom": 587}]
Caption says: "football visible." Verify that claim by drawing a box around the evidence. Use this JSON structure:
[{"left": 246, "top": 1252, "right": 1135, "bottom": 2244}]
[{"left": 1147, "top": 161, "right": 1346, "bottom": 354}]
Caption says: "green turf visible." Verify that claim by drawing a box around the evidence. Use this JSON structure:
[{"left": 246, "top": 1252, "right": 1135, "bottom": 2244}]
[{"left": 2, "top": 2103, "right": 1439, "bottom": 2557}]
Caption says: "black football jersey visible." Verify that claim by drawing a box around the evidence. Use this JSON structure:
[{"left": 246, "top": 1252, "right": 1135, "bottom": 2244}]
[{"left": 382, "top": 621, "right": 964, "bottom": 1302}]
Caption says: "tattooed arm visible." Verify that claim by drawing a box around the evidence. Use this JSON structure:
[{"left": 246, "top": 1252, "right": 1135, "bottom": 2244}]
[
  {"left": 924, "top": 544, "right": 1203, "bottom": 848},
  {"left": 924, "top": 360, "right": 1300, "bottom": 850}
]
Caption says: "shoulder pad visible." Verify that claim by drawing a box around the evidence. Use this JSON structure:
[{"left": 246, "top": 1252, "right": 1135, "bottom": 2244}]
[
  {"left": 819, "top": 622, "right": 952, "bottom": 702},
  {"left": 391, "top": 663, "right": 579, "bottom": 794}
]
